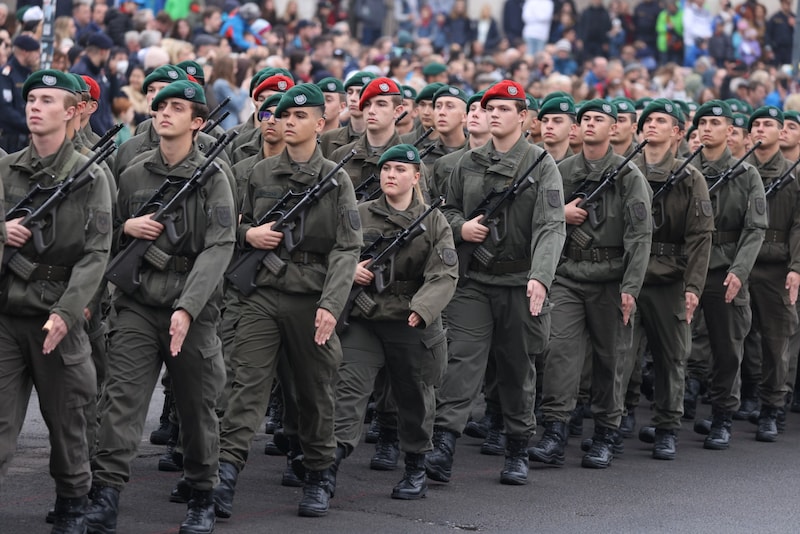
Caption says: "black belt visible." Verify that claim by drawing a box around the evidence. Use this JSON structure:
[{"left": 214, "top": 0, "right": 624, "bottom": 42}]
[
  {"left": 29, "top": 264, "right": 72, "bottom": 281},
  {"left": 564, "top": 246, "right": 624, "bottom": 262},
  {"left": 279, "top": 249, "right": 327, "bottom": 265},
  {"left": 387, "top": 280, "right": 423, "bottom": 296},
  {"left": 712, "top": 230, "right": 741, "bottom": 244},
  {"left": 650, "top": 242, "right": 685, "bottom": 257},
  {"left": 764, "top": 229, "right": 787, "bottom": 243},
  {"left": 165, "top": 255, "right": 194, "bottom": 273},
  {"left": 471, "top": 258, "right": 531, "bottom": 274}
]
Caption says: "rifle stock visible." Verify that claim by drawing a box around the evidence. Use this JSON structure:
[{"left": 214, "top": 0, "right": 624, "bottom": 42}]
[
  {"left": 707, "top": 140, "right": 761, "bottom": 195},
  {"left": 765, "top": 156, "right": 800, "bottom": 198}
]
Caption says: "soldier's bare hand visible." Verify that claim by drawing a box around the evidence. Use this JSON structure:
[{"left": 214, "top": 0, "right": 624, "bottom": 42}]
[
  {"left": 124, "top": 214, "right": 164, "bottom": 240},
  {"left": 527, "top": 279, "right": 547, "bottom": 316},
  {"left": 354, "top": 259, "right": 374, "bottom": 286},
  {"left": 787, "top": 271, "right": 800, "bottom": 305},
  {"left": 245, "top": 222, "right": 283, "bottom": 250},
  {"left": 564, "top": 198, "right": 588, "bottom": 225},
  {"left": 314, "top": 308, "right": 336, "bottom": 345},
  {"left": 169, "top": 309, "right": 192, "bottom": 356},
  {"left": 723, "top": 272, "right": 742, "bottom": 303},
  {"left": 6, "top": 217, "right": 32, "bottom": 247},
  {"left": 408, "top": 312, "right": 422, "bottom": 327},
  {"left": 461, "top": 215, "right": 489, "bottom": 243},
  {"left": 684, "top": 291, "right": 699, "bottom": 323},
  {"left": 621, "top": 292, "right": 635, "bottom": 325},
  {"left": 42, "top": 313, "right": 68, "bottom": 355}
]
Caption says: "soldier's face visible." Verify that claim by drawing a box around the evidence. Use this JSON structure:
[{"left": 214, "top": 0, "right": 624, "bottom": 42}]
[
  {"left": 697, "top": 116, "right": 732, "bottom": 149},
  {"left": 727, "top": 127, "right": 749, "bottom": 155},
  {"left": 280, "top": 107, "right": 324, "bottom": 145},
  {"left": 688, "top": 130, "right": 702, "bottom": 153},
  {"left": 380, "top": 161, "right": 419, "bottom": 200},
  {"left": 580, "top": 111, "right": 614, "bottom": 146},
  {"left": 259, "top": 106, "right": 283, "bottom": 144},
  {"left": 146, "top": 81, "right": 169, "bottom": 111},
  {"left": 417, "top": 100, "right": 435, "bottom": 128},
  {"left": 400, "top": 99, "right": 416, "bottom": 125},
  {"left": 780, "top": 121, "right": 800, "bottom": 150},
  {"left": 641, "top": 112, "right": 678, "bottom": 146},
  {"left": 749, "top": 118, "right": 781, "bottom": 149},
  {"left": 541, "top": 114, "right": 572, "bottom": 145},
  {"left": 346, "top": 87, "right": 363, "bottom": 118},
  {"left": 154, "top": 98, "right": 202, "bottom": 139},
  {"left": 466, "top": 102, "right": 490, "bottom": 137},
  {"left": 610, "top": 114, "right": 636, "bottom": 144},
  {"left": 363, "top": 96, "right": 401, "bottom": 133},
  {"left": 434, "top": 96, "right": 466, "bottom": 137},
  {"left": 26, "top": 89, "right": 76, "bottom": 135},
  {"left": 322, "top": 93, "right": 343, "bottom": 125},
  {"left": 485, "top": 99, "right": 525, "bottom": 139}
]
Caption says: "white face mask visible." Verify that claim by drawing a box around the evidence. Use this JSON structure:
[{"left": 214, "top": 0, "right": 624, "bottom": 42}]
[{"left": 116, "top": 60, "right": 129, "bottom": 75}]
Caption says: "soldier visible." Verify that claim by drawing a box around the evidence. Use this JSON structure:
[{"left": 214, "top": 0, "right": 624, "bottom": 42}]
[
  {"left": 400, "top": 82, "right": 446, "bottom": 147},
  {"left": 332, "top": 144, "right": 457, "bottom": 499},
  {"left": 85, "top": 80, "right": 235, "bottom": 534},
  {"left": 610, "top": 97, "right": 638, "bottom": 156},
  {"left": 523, "top": 94, "right": 541, "bottom": 144},
  {"left": 396, "top": 85, "right": 418, "bottom": 136},
  {"left": 425, "top": 80, "right": 565, "bottom": 485},
  {"left": 689, "top": 100, "right": 766, "bottom": 450},
  {"left": 319, "top": 71, "right": 376, "bottom": 158},
  {"left": 317, "top": 76, "right": 346, "bottom": 133},
  {"left": 744, "top": 106, "right": 800, "bottom": 441},
  {"left": 728, "top": 114, "right": 751, "bottom": 159},
  {"left": 538, "top": 95, "right": 576, "bottom": 163},
  {"left": 0, "top": 69, "right": 112, "bottom": 533},
  {"left": 529, "top": 99, "right": 652, "bottom": 470},
  {"left": 213, "top": 84, "right": 360, "bottom": 518},
  {"left": 419, "top": 85, "right": 468, "bottom": 167},
  {"left": 625, "top": 98, "right": 714, "bottom": 459},
  {"left": 780, "top": 111, "right": 800, "bottom": 161},
  {"left": 0, "top": 35, "right": 40, "bottom": 154}
]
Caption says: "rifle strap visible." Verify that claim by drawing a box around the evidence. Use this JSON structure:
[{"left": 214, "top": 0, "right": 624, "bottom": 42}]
[
  {"left": 55, "top": 150, "right": 83, "bottom": 183},
  {"left": 563, "top": 246, "right": 624, "bottom": 262},
  {"left": 471, "top": 257, "right": 530, "bottom": 274}
]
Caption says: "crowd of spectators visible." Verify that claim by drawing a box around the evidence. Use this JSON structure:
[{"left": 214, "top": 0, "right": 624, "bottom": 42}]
[{"left": 1, "top": 0, "right": 797, "bottom": 141}]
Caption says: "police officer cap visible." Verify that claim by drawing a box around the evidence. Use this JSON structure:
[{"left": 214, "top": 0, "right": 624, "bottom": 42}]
[
  {"left": 732, "top": 113, "right": 748, "bottom": 129},
  {"left": 577, "top": 99, "right": 617, "bottom": 121},
  {"left": 525, "top": 93, "right": 538, "bottom": 111},
  {"left": 541, "top": 91, "right": 571, "bottom": 105},
  {"left": 612, "top": 97, "right": 636, "bottom": 116},
  {"left": 143, "top": 65, "right": 189, "bottom": 94},
  {"left": 538, "top": 95, "right": 575, "bottom": 119},
  {"left": 259, "top": 93, "right": 283, "bottom": 114},
  {"left": 22, "top": 69, "right": 79, "bottom": 100},
  {"left": 433, "top": 85, "right": 468, "bottom": 105},
  {"left": 480, "top": 80, "right": 525, "bottom": 108},
  {"left": 467, "top": 90, "right": 486, "bottom": 109},
  {"left": 378, "top": 144, "right": 420, "bottom": 168},
  {"left": 747, "top": 105, "right": 784, "bottom": 130},
  {"left": 12, "top": 34, "right": 40, "bottom": 51},
  {"left": 415, "top": 82, "right": 445, "bottom": 103},
  {"left": 422, "top": 62, "right": 447, "bottom": 77},
  {"left": 317, "top": 76, "right": 345, "bottom": 94},
  {"left": 87, "top": 32, "right": 114, "bottom": 50},
  {"left": 177, "top": 60, "right": 205, "bottom": 84},
  {"left": 401, "top": 85, "right": 417, "bottom": 101},
  {"left": 151, "top": 80, "right": 206, "bottom": 111},
  {"left": 784, "top": 110, "right": 800, "bottom": 125},
  {"left": 637, "top": 98, "right": 683, "bottom": 132},
  {"left": 693, "top": 100, "right": 733, "bottom": 127},
  {"left": 275, "top": 84, "right": 325, "bottom": 116},
  {"left": 634, "top": 97, "right": 653, "bottom": 111},
  {"left": 344, "top": 71, "right": 377, "bottom": 91}
]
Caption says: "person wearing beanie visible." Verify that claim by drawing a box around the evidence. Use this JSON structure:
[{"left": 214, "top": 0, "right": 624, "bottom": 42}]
[
  {"left": 215, "top": 82, "right": 360, "bottom": 519},
  {"left": 780, "top": 111, "right": 800, "bottom": 161},
  {"left": 0, "top": 34, "right": 41, "bottom": 153},
  {"left": 537, "top": 94, "right": 577, "bottom": 163},
  {"left": 0, "top": 68, "right": 112, "bottom": 533},
  {"left": 530, "top": 98, "right": 652, "bottom": 471},
  {"left": 320, "top": 71, "right": 376, "bottom": 158},
  {"left": 426, "top": 79, "right": 565, "bottom": 486},
  {"left": 332, "top": 143, "right": 457, "bottom": 500}
]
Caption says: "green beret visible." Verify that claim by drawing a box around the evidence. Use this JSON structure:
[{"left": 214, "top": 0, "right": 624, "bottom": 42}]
[
  {"left": 693, "top": 100, "right": 733, "bottom": 127},
  {"left": 739, "top": 100, "right": 753, "bottom": 115},
  {"left": 344, "top": 71, "right": 377, "bottom": 91},
  {"left": 422, "top": 62, "right": 447, "bottom": 77},
  {"left": 673, "top": 100, "right": 690, "bottom": 120},
  {"left": 525, "top": 93, "right": 538, "bottom": 111},
  {"left": 686, "top": 125, "right": 696, "bottom": 141},
  {"left": 275, "top": 83, "right": 325, "bottom": 116},
  {"left": 416, "top": 82, "right": 446, "bottom": 103},
  {"left": 634, "top": 97, "right": 653, "bottom": 111},
  {"left": 732, "top": 113, "right": 748, "bottom": 129},
  {"left": 784, "top": 110, "right": 800, "bottom": 125},
  {"left": 401, "top": 85, "right": 417, "bottom": 101},
  {"left": 22, "top": 69, "right": 78, "bottom": 100},
  {"left": 467, "top": 90, "right": 485, "bottom": 109},
  {"left": 433, "top": 85, "right": 467, "bottom": 104},
  {"left": 577, "top": 98, "right": 617, "bottom": 122},
  {"left": 612, "top": 97, "right": 636, "bottom": 116},
  {"left": 177, "top": 60, "right": 205, "bottom": 84},
  {"left": 537, "top": 95, "right": 575, "bottom": 119},
  {"left": 637, "top": 98, "right": 683, "bottom": 132},
  {"left": 542, "top": 91, "right": 571, "bottom": 104},
  {"left": 316, "top": 76, "right": 345, "bottom": 94},
  {"left": 144, "top": 65, "right": 189, "bottom": 94},
  {"left": 151, "top": 80, "right": 206, "bottom": 111},
  {"left": 687, "top": 102, "right": 699, "bottom": 112},
  {"left": 724, "top": 98, "right": 742, "bottom": 113},
  {"left": 747, "top": 105, "right": 784, "bottom": 130},
  {"left": 72, "top": 73, "right": 89, "bottom": 93},
  {"left": 378, "top": 144, "right": 420, "bottom": 168},
  {"left": 259, "top": 93, "right": 284, "bottom": 113}
]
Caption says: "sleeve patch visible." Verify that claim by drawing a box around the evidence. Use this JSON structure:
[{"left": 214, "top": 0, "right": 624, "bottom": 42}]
[
  {"left": 547, "top": 189, "right": 562, "bottom": 208},
  {"left": 631, "top": 202, "right": 648, "bottom": 221},
  {"left": 440, "top": 248, "right": 458, "bottom": 266},
  {"left": 755, "top": 197, "right": 766, "bottom": 215},
  {"left": 700, "top": 199, "right": 713, "bottom": 217},
  {"left": 348, "top": 210, "right": 361, "bottom": 230},
  {"left": 95, "top": 211, "right": 110, "bottom": 234},
  {"left": 215, "top": 206, "right": 233, "bottom": 227}
]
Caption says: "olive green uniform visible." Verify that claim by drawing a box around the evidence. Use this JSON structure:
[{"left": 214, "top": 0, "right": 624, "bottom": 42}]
[
  {"left": 219, "top": 147, "right": 361, "bottom": 472},
  {"left": 429, "top": 146, "right": 467, "bottom": 202},
  {"left": 0, "top": 139, "right": 112, "bottom": 498},
  {"left": 92, "top": 144, "right": 234, "bottom": 491},
  {"left": 331, "top": 131, "right": 405, "bottom": 195},
  {"left": 436, "top": 137, "right": 565, "bottom": 439},
  {"left": 335, "top": 195, "right": 456, "bottom": 454},
  {"left": 319, "top": 122, "right": 361, "bottom": 159},
  {"left": 540, "top": 146, "right": 652, "bottom": 430}
]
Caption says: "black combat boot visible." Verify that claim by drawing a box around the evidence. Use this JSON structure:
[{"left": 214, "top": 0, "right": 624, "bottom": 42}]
[
  {"left": 734, "top": 382, "right": 759, "bottom": 421},
  {"left": 567, "top": 404, "right": 584, "bottom": 437},
  {"left": 84, "top": 486, "right": 119, "bottom": 534},
  {"left": 619, "top": 405, "right": 636, "bottom": 438},
  {"left": 703, "top": 410, "right": 733, "bottom": 450},
  {"left": 365, "top": 417, "right": 380, "bottom": 444},
  {"left": 283, "top": 434, "right": 304, "bottom": 487},
  {"left": 264, "top": 392, "right": 282, "bottom": 435},
  {"left": 500, "top": 437, "right": 529, "bottom": 485},
  {"left": 424, "top": 427, "right": 457, "bottom": 482},
  {"left": 212, "top": 461, "right": 238, "bottom": 519},
  {"left": 51, "top": 495, "right": 88, "bottom": 534},
  {"left": 693, "top": 417, "right": 712, "bottom": 435},
  {"left": 157, "top": 424, "right": 183, "bottom": 472},
  {"left": 370, "top": 426, "right": 400, "bottom": 470},
  {"left": 652, "top": 428, "right": 677, "bottom": 460},
  {"left": 683, "top": 377, "right": 701, "bottom": 420},
  {"left": 464, "top": 412, "right": 491, "bottom": 439},
  {"left": 580, "top": 429, "right": 624, "bottom": 455},
  {"left": 170, "top": 478, "right": 191, "bottom": 503},
  {"left": 755, "top": 405, "right": 778, "bottom": 442},
  {"left": 480, "top": 413, "right": 506, "bottom": 456},
  {"left": 391, "top": 453, "right": 428, "bottom": 499},
  {"left": 298, "top": 470, "right": 332, "bottom": 517},
  {"left": 150, "top": 391, "right": 176, "bottom": 445},
  {"left": 638, "top": 425, "right": 655, "bottom": 444},
  {"left": 527, "top": 421, "right": 566, "bottom": 466},
  {"left": 327, "top": 444, "right": 347, "bottom": 498},
  {"left": 581, "top": 426, "right": 616, "bottom": 469},
  {"left": 179, "top": 490, "right": 215, "bottom": 534}
]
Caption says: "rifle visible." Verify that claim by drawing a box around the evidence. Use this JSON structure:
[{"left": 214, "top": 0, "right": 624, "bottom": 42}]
[
  {"left": 201, "top": 110, "right": 230, "bottom": 134},
  {"left": 765, "top": 156, "right": 800, "bottom": 199},
  {"left": 2, "top": 139, "right": 117, "bottom": 276},
  {"left": 201, "top": 96, "right": 230, "bottom": 133},
  {"left": 394, "top": 110, "right": 408, "bottom": 125},
  {"left": 91, "top": 123, "right": 124, "bottom": 152},
  {"left": 103, "top": 130, "right": 238, "bottom": 295},
  {"left": 651, "top": 144, "right": 704, "bottom": 230},
  {"left": 354, "top": 173, "right": 380, "bottom": 203},
  {"left": 337, "top": 196, "right": 444, "bottom": 333},
  {"left": 225, "top": 149, "right": 357, "bottom": 296},
  {"left": 203, "top": 128, "right": 236, "bottom": 156},
  {"left": 413, "top": 127, "right": 435, "bottom": 148},
  {"left": 707, "top": 140, "right": 761, "bottom": 195},
  {"left": 455, "top": 150, "right": 548, "bottom": 281},
  {"left": 419, "top": 143, "right": 437, "bottom": 160}
]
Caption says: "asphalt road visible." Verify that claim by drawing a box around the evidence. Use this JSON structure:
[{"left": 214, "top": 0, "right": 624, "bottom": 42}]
[{"left": 3, "top": 388, "right": 800, "bottom": 533}]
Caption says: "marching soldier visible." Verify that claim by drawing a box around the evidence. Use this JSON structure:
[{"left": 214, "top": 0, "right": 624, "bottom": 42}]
[
  {"left": 317, "top": 77, "right": 346, "bottom": 133},
  {"left": 538, "top": 95, "right": 576, "bottom": 163},
  {"left": 610, "top": 97, "right": 638, "bottom": 157},
  {"left": 419, "top": 85, "right": 468, "bottom": 167},
  {"left": 320, "top": 71, "right": 376, "bottom": 158}
]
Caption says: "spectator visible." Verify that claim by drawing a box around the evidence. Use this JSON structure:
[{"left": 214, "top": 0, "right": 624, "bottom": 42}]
[
  {"left": 54, "top": 16, "right": 76, "bottom": 52},
  {"left": 608, "top": 2, "right": 628, "bottom": 59},
  {"left": 168, "top": 18, "right": 193, "bottom": 42},
  {"left": 209, "top": 55, "right": 249, "bottom": 131},
  {"left": 656, "top": 0, "right": 683, "bottom": 65},
  {"left": 221, "top": 2, "right": 261, "bottom": 52},
  {"left": 551, "top": 2, "right": 577, "bottom": 42},
  {"left": 428, "top": 0, "right": 456, "bottom": 16},
  {"left": 354, "top": 0, "right": 386, "bottom": 45},
  {"left": 277, "top": 0, "right": 299, "bottom": 33},
  {"left": 121, "top": 63, "right": 149, "bottom": 125},
  {"left": 709, "top": 19, "right": 735, "bottom": 66},
  {"left": 92, "top": 2, "right": 108, "bottom": 30},
  {"left": 766, "top": 0, "right": 794, "bottom": 66},
  {"left": 523, "top": 0, "right": 554, "bottom": 56},
  {"left": 291, "top": 19, "right": 318, "bottom": 51},
  {"left": 289, "top": 49, "right": 313, "bottom": 83},
  {"left": 105, "top": 0, "right": 139, "bottom": 47},
  {"left": 194, "top": 7, "right": 223, "bottom": 38},
  {"left": 713, "top": 0, "right": 740, "bottom": 36},
  {"left": 473, "top": 4, "right": 502, "bottom": 53},
  {"left": 553, "top": 38, "right": 578, "bottom": 75},
  {"left": 443, "top": 0, "right": 472, "bottom": 49},
  {"left": 738, "top": 26, "right": 760, "bottom": 65},
  {"left": 508, "top": 58, "right": 531, "bottom": 86},
  {"left": 73, "top": 0, "right": 101, "bottom": 42},
  {"left": 395, "top": 0, "right": 419, "bottom": 34},
  {"left": 633, "top": 0, "right": 661, "bottom": 52},
  {"left": 584, "top": 55, "right": 608, "bottom": 95},
  {"left": 735, "top": 0, "right": 765, "bottom": 24},
  {"left": 683, "top": 0, "right": 713, "bottom": 67},
  {"left": 578, "top": 0, "right": 611, "bottom": 57},
  {"left": 112, "top": 96, "right": 134, "bottom": 145},
  {"left": 70, "top": 31, "right": 117, "bottom": 135},
  {"left": 261, "top": 0, "right": 278, "bottom": 25},
  {"left": 0, "top": 29, "right": 10, "bottom": 66},
  {"left": 503, "top": 0, "right": 525, "bottom": 43}
]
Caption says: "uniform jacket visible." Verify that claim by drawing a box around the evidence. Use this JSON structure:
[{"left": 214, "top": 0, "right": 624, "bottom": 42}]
[
  {"left": 320, "top": 122, "right": 361, "bottom": 160},
  {"left": 331, "top": 130, "right": 405, "bottom": 190},
  {"left": 429, "top": 145, "right": 468, "bottom": 202}
]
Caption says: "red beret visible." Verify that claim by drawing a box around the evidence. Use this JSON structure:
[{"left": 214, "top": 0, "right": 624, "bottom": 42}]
[
  {"left": 253, "top": 75, "right": 294, "bottom": 99},
  {"left": 358, "top": 77, "right": 401, "bottom": 110},
  {"left": 480, "top": 80, "right": 525, "bottom": 109},
  {"left": 81, "top": 75, "right": 100, "bottom": 101},
  {"left": 187, "top": 74, "right": 198, "bottom": 83}
]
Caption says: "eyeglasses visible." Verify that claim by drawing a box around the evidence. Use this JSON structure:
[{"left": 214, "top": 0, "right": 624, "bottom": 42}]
[{"left": 258, "top": 110, "right": 275, "bottom": 121}]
